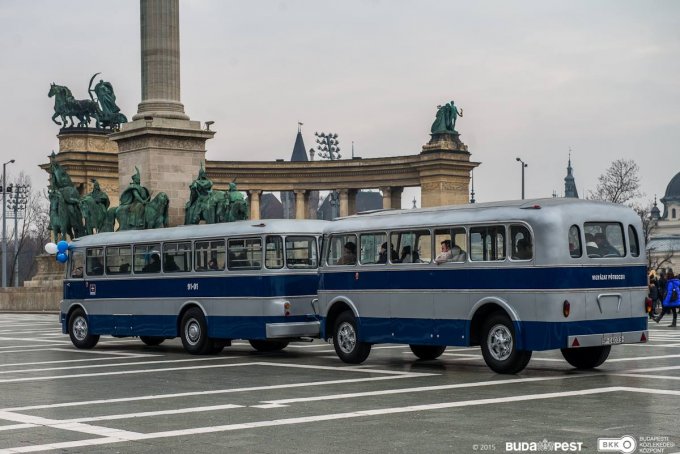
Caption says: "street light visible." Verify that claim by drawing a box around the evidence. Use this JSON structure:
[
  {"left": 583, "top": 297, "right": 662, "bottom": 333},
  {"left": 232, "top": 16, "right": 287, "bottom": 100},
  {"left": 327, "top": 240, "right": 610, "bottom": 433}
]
[
  {"left": 515, "top": 157, "right": 528, "bottom": 199},
  {"left": 315, "top": 132, "right": 341, "bottom": 219},
  {"left": 2, "top": 159, "right": 15, "bottom": 288},
  {"left": 7, "top": 184, "right": 30, "bottom": 287}
]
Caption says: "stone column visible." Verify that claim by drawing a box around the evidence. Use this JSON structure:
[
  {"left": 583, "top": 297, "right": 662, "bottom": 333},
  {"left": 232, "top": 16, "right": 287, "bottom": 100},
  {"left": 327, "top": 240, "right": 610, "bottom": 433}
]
[
  {"left": 338, "top": 189, "right": 349, "bottom": 217},
  {"left": 348, "top": 189, "right": 358, "bottom": 215},
  {"left": 134, "top": 0, "right": 188, "bottom": 120},
  {"left": 381, "top": 187, "right": 392, "bottom": 209},
  {"left": 249, "top": 190, "right": 261, "bottom": 220},
  {"left": 294, "top": 190, "right": 307, "bottom": 219},
  {"left": 390, "top": 187, "right": 403, "bottom": 210}
]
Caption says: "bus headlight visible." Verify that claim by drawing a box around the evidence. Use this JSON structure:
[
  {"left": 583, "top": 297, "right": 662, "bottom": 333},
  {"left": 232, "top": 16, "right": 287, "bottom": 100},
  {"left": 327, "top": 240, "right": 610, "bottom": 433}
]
[{"left": 563, "top": 300, "right": 570, "bottom": 318}]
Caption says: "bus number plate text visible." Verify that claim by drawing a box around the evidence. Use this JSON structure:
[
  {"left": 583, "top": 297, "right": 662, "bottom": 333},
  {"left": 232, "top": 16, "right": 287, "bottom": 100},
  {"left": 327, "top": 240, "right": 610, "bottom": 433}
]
[
  {"left": 187, "top": 282, "right": 199, "bottom": 291},
  {"left": 602, "top": 333, "right": 623, "bottom": 345}
]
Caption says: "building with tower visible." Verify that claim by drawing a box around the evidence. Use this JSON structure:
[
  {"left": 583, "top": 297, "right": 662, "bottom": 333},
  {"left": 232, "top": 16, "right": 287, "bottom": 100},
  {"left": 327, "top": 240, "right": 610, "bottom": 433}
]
[
  {"left": 564, "top": 153, "right": 579, "bottom": 198},
  {"left": 647, "top": 171, "right": 680, "bottom": 271}
]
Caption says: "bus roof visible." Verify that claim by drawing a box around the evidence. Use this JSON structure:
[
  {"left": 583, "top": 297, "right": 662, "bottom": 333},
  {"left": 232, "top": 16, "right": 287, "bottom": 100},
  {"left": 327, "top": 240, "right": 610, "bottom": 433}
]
[
  {"left": 326, "top": 198, "right": 641, "bottom": 233},
  {"left": 69, "top": 219, "right": 330, "bottom": 248}
]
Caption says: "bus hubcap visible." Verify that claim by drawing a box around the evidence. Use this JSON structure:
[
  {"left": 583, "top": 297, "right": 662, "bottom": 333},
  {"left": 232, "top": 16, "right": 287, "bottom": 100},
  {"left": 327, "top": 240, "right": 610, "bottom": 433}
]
[
  {"left": 73, "top": 316, "right": 88, "bottom": 341},
  {"left": 488, "top": 324, "right": 513, "bottom": 361},
  {"left": 337, "top": 322, "right": 357, "bottom": 354},
  {"left": 185, "top": 319, "right": 201, "bottom": 345}
]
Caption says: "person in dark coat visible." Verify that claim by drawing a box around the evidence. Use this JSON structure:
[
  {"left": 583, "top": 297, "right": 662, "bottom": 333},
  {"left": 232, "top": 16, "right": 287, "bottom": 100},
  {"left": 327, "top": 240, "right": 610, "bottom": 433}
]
[{"left": 654, "top": 270, "right": 680, "bottom": 327}]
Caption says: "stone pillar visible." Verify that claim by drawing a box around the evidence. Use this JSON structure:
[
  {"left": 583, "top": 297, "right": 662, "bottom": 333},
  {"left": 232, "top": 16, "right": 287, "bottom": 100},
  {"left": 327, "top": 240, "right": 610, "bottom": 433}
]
[
  {"left": 381, "top": 187, "right": 392, "bottom": 209},
  {"left": 339, "top": 189, "right": 349, "bottom": 217},
  {"left": 390, "top": 187, "right": 403, "bottom": 210},
  {"left": 294, "top": 190, "right": 307, "bottom": 219},
  {"left": 348, "top": 189, "right": 358, "bottom": 215},
  {"left": 249, "top": 190, "right": 261, "bottom": 220},
  {"left": 110, "top": 0, "right": 214, "bottom": 227},
  {"left": 134, "top": 0, "right": 188, "bottom": 121}
]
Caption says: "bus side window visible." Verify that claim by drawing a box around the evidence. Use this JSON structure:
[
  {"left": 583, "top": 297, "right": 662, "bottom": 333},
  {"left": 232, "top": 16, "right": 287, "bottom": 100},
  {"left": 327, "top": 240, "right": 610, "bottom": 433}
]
[
  {"left": 327, "top": 234, "right": 357, "bottom": 266},
  {"left": 86, "top": 247, "right": 104, "bottom": 276},
  {"left": 163, "top": 242, "right": 191, "bottom": 272},
  {"left": 510, "top": 225, "right": 533, "bottom": 261},
  {"left": 106, "top": 246, "right": 131, "bottom": 274},
  {"left": 70, "top": 250, "right": 85, "bottom": 278},
  {"left": 360, "top": 232, "right": 387, "bottom": 264},
  {"left": 584, "top": 222, "right": 624, "bottom": 258},
  {"left": 228, "top": 238, "right": 262, "bottom": 270},
  {"left": 628, "top": 225, "right": 640, "bottom": 257},
  {"left": 286, "top": 236, "right": 318, "bottom": 268},
  {"left": 391, "top": 230, "right": 431, "bottom": 264},
  {"left": 568, "top": 225, "right": 582, "bottom": 258},
  {"left": 470, "top": 226, "right": 506, "bottom": 261},
  {"left": 134, "top": 243, "right": 161, "bottom": 273},
  {"left": 195, "top": 239, "right": 225, "bottom": 271},
  {"left": 265, "top": 236, "right": 284, "bottom": 269}
]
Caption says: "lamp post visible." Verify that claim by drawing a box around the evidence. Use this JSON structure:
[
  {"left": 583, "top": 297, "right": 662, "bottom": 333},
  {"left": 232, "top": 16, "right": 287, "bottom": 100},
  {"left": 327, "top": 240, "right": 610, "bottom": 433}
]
[
  {"left": 1, "top": 159, "right": 15, "bottom": 288},
  {"left": 315, "top": 132, "right": 341, "bottom": 219},
  {"left": 7, "top": 184, "right": 29, "bottom": 287},
  {"left": 515, "top": 157, "right": 528, "bottom": 199}
]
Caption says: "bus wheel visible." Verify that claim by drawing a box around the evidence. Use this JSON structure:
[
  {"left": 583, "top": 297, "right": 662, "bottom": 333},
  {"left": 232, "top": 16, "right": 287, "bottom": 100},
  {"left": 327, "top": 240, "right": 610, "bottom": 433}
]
[
  {"left": 249, "top": 340, "right": 289, "bottom": 352},
  {"left": 409, "top": 345, "right": 446, "bottom": 361},
  {"left": 207, "top": 339, "right": 229, "bottom": 354},
  {"left": 480, "top": 313, "right": 531, "bottom": 374},
  {"left": 140, "top": 336, "right": 165, "bottom": 347},
  {"left": 560, "top": 346, "right": 611, "bottom": 369},
  {"left": 333, "top": 311, "right": 371, "bottom": 364},
  {"left": 180, "top": 308, "right": 210, "bottom": 355},
  {"left": 68, "top": 308, "right": 100, "bottom": 349}
]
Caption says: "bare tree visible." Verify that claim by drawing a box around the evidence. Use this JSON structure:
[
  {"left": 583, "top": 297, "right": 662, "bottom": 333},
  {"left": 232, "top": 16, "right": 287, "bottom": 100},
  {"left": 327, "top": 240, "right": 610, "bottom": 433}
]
[
  {"left": 587, "top": 159, "right": 641, "bottom": 204},
  {"left": 631, "top": 200, "right": 675, "bottom": 271}
]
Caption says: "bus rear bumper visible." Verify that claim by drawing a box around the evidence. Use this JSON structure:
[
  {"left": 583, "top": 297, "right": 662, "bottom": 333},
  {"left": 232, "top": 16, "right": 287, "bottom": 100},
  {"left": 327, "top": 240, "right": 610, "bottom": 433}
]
[
  {"left": 266, "top": 321, "right": 320, "bottom": 339},
  {"left": 566, "top": 330, "right": 648, "bottom": 348}
]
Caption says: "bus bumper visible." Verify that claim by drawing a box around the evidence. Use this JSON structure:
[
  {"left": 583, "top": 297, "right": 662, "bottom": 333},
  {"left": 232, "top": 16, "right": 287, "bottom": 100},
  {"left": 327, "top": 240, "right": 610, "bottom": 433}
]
[
  {"left": 566, "top": 330, "right": 648, "bottom": 348},
  {"left": 266, "top": 321, "right": 320, "bottom": 338}
]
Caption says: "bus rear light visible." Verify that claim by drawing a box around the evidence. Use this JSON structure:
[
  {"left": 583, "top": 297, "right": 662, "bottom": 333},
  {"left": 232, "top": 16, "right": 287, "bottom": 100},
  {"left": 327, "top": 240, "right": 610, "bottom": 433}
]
[
  {"left": 562, "top": 300, "right": 570, "bottom": 318},
  {"left": 645, "top": 297, "right": 652, "bottom": 314},
  {"left": 284, "top": 302, "right": 291, "bottom": 317}
]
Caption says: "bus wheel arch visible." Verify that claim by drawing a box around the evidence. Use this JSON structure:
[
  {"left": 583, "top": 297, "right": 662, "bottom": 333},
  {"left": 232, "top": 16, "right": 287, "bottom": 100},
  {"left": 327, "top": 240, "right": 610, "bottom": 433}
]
[
  {"left": 474, "top": 308, "right": 532, "bottom": 374},
  {"left": 324, "top": 299, "right": 356, "bottom": 341},
  {"left": 67, "top": 306, "right": 100, "bottom": 349}
]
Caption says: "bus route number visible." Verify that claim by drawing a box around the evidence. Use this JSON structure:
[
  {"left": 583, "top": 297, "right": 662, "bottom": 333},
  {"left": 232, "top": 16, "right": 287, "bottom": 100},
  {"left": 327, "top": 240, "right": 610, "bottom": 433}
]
[{"left": 187, "top": 282, "right": 199, "bottom": 291}]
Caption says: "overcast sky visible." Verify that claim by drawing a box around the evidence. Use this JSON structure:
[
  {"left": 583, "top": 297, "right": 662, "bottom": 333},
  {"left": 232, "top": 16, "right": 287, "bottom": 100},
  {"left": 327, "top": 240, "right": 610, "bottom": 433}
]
[{"left": 1, "top": 0, "right": 679, "bottom": 207}]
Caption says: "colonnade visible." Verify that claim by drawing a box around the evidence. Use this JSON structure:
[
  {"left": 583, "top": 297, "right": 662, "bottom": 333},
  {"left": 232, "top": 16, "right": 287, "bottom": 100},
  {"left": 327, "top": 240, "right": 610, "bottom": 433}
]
[{"left": 247, "top": 187, "right": 404, "bottom": 220}]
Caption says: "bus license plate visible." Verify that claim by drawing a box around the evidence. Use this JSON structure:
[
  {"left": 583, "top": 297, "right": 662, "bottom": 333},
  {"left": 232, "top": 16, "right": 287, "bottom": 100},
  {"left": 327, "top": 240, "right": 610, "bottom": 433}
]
[{"left": 602, "top": 333, "right": 623, "bottom": 345}]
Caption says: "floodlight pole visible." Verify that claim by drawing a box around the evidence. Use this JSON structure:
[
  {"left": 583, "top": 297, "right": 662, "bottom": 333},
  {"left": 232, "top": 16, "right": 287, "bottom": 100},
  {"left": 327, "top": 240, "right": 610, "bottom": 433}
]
[{"left": 2, "top": 159, "right": 15, "bottom": 288}]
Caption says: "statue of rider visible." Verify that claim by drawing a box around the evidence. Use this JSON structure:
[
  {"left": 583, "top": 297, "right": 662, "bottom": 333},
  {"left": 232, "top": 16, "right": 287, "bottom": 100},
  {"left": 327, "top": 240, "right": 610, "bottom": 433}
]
[
  {"left": 227, "top": 182, "right": 248, "bottom": 221},
  {"left": 185, "top": 163, "right": 213, "bottom": 224},
  {"left": 117, "top": 167, "right": 150, "bottom": 230}
]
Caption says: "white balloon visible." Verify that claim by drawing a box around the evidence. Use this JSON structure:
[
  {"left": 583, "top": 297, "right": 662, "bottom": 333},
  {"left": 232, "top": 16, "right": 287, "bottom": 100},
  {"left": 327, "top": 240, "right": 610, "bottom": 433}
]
[{"left": 44, "top": 242, "right": 58, "bottom": 255}]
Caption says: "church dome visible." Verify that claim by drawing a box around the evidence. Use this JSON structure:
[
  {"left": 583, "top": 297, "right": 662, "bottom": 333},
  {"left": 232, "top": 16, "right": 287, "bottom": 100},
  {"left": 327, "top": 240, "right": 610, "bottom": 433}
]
[{"left": 662, "top": 171, "right": 680, "bottom": 201}]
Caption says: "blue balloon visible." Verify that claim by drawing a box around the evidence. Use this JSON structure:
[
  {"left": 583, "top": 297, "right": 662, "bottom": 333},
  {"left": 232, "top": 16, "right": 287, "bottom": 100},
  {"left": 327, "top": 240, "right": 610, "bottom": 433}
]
[
  {"left": 56, "top": 252, "right": 68, "bottom": 263},
  {"left": 57, "top": 240, "right": 69, "bottom": 253}
]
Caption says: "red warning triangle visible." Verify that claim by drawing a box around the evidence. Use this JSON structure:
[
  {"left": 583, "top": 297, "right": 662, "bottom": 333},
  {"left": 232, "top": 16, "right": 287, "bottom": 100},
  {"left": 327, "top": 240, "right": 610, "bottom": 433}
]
[
  {"left": 641, "top": 332, "right": 647, "bottom": 342},
  {"left": 572, "top": 338, "right": 580, "bottom": 347}
]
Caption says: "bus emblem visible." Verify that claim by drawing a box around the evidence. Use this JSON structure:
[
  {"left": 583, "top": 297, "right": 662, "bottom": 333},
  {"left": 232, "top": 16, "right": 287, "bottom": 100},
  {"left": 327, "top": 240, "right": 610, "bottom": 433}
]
[{"left": 89, "top": 284, "right": 96, "bottom": 295}]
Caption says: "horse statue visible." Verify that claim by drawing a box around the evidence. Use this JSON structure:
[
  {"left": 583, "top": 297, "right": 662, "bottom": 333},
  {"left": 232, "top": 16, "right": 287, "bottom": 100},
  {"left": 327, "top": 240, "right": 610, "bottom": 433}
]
[
  {"left": 49, "top": 83, "right": 100, "bottom": 128},
  {"left": 227, "top": 199, "right": 249, "bottom": 222},
  {"left": 145, "top": 193, "right": 170, "bottom": 229},
  {"left": 48, "top": 186, "right": 85, "bottom": 241}
]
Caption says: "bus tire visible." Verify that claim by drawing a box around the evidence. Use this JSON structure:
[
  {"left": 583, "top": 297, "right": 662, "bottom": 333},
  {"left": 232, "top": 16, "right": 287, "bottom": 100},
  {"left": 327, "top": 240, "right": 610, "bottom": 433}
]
[
  {"left": 249, "top": 340, "right": 289, "bottom": 352},
  {"left": 180, "top": 308, "right": 210, "bottom": 355},
  {"left": 68, "top": 308, "right": 100, "bottom": 350},
  {"left": 480, "top": 313, "right": 532, "bottom": 374},
  {"left": 207, "top": 339, "right": 229, "bottom": 354},
  {"left": 139, "top": 336, "right": 165, "bottom": 347},
  {"left": 333, "top": 311, "right": 371, "bottom": 364},
  {"left": 560, "top": 346, "right": 611, "bottom": 369},
  {"left": 409, "top": 345, "right": 446, "bottom": 360}
]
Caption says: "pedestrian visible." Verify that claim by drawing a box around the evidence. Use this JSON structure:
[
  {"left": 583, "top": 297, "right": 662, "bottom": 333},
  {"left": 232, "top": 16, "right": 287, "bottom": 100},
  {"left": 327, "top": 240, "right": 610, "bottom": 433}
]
[
  {"left": 654, "top": 269, "right": 680, "bottom": 327},
  {"left": 648, "top": 276, "right": 660, "bottom": 320}
]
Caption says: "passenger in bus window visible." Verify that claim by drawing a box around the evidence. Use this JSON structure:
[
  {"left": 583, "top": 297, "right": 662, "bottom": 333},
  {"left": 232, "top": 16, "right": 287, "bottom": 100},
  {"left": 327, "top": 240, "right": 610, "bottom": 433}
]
[
  {"left": 119, "top": 263, "right": 130, "bottom": 273},
  {"left": 515, "top": 239, "right": 532, "bottom": 260},
  {"left": 164, "top": 255, "right": 180, "bottom": 272},
  {"left": 337, "top": 242, "right": 357, "bottom": 265},
  {"left": 89, "top": 257, "right": 104, "bottom": 275},
  {"left": 400, "top": 245, "right": 413, "bottom": 263},
  {"left": 585, "top": 233, "right": 600, "bottom": 257},
  {"left": 143, "top": 254, "right": 161, "bottom": 272},
  {"left": 435, "top": 240, "right": 453, "bottom": 264},
  {"left": 450, "top": 244, "right": 467, "bottom": 262},
  {"left": 594, "top": 233, "right": 619, "bottom": 256},
  {"left": 208, "top": 258, "right": 219, "bottom": 270}
]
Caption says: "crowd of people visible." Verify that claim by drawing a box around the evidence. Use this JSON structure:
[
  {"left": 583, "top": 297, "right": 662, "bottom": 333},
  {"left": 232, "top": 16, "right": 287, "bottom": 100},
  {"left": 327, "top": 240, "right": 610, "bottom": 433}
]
[{"left": 649, "top": 269, "right": 680, "bottom": 327}]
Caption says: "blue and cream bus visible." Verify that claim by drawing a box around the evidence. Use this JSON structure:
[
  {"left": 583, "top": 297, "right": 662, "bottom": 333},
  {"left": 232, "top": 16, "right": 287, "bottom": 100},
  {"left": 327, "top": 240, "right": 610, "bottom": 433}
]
[
  {"left": 317, "top": 198, "right": 649, "bottom": 373},
  {"left": 61, "top": 220, "right": 328, "bottom": 354}
]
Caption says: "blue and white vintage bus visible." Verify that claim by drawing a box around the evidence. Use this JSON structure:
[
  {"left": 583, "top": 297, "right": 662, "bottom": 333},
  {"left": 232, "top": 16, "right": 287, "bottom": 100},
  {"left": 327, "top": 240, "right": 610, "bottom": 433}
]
[
  {"left": 61, "top": 219, "right": 328, "bottom": 354},
  {"left": 316, "top": 198, "right": 649, "bottom": 373}
]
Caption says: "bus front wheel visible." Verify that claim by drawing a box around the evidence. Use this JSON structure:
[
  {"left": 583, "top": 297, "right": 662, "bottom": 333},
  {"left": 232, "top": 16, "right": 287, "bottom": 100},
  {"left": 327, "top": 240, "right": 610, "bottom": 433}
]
[
  {"left": 180, "top": 308, "right": 210, "bottom": 355},
  {"left": 333, "top": 311, "right": 371, "bottom": 364},
  {"left": 480, "top": 313, "right": 531, "bottom": 374},
  {"left": 410, "top": 345, "right": 446, "bottom": 360},
  {"left": 249, "top": 340, "right": 289, "bottom": 352},
  {"left": 68, "top": 308, "right": 100, "bottom": 349},
  {"left": 560, "top": 346, "right": 611, "bottom": 369}
]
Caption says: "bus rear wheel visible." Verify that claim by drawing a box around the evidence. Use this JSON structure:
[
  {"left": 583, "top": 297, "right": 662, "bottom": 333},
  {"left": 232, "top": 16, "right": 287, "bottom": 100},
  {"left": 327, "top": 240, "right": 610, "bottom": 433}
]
[
  {"left": 68, "top": 308, "right": 100, "bottom": 349},
  {"left": 180, "top": 308, "right": 210, "bottom": 355},
  {"left": 410, "top": 345, "right": 446, "bottom": 360},
  {"left": 249, "top": 340, "right": 289, "bottom": 352},
  {"left": 333, "top": 311, "right": 371, "bottom": 364},
  {"left": 480, "top": 313, "right": 532, "bottom": 374},
  {"left": 560, "top": 346, "right": 611, "bottom": 369},
  {"left": 140, "top": 336, "right": 165, "bottom": 347}
]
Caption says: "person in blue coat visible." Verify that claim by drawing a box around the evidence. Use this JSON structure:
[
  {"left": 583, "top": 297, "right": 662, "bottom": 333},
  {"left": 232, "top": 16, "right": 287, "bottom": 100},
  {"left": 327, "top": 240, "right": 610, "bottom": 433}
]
[{"left": 654, "top": 269, "right": 680, "bottom": 327}]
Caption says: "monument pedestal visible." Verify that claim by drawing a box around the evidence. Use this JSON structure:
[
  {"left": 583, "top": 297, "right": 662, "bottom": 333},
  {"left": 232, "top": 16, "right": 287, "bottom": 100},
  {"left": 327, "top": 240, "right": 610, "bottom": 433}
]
[
  {"left": 419, "top": 131, "right": 474, "bottom": 207},
  {"left": 110, "top": 118, "right": 215, "bottom": 227},
  {"left": 23, "top": 254, "right": 65, "bottom": 289}
]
